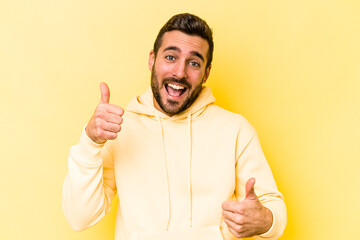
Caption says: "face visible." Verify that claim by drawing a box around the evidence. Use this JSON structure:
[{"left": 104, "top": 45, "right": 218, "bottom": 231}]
[{"left": 149, "top": 30, "right": 211, "bottom": 116}]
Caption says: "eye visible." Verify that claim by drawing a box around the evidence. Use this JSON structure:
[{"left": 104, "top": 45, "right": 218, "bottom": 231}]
[
  {"left": 165, "top": 55, "right": 175, "bottom": 61},
  {"left": 189, "top": 61, "right": 200, "bottom": 68}
]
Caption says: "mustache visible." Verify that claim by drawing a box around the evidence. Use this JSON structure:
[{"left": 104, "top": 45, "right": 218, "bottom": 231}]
[{"left": 163, "top": 77, "right": 191, "bottom": 89}]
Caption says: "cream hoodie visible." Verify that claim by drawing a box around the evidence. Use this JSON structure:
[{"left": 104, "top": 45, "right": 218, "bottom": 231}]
[{"left": 62, "top": 87, "right": 286, "bottom": 240}]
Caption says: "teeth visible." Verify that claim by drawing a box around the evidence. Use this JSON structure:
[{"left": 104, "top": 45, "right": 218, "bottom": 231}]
[{"left": 168, "top": 83, "right": 185, "bottom": 90}]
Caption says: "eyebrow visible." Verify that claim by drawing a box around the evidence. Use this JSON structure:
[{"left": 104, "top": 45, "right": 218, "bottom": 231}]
[{"left": 163, "top": 46, "right": 205, "bottom": 62}]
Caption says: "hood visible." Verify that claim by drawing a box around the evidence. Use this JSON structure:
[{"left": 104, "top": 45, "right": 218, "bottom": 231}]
[{"left": 126, "top": 86, "right": 216, "bottom": 121}]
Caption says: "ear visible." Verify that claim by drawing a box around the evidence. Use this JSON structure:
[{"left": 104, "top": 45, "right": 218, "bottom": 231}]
[
  {"left": 202, "top": 64, "right": 212, "bottom": 83},
  {"left": 148, "top": 50, "right": 155, "bottom": 71}
]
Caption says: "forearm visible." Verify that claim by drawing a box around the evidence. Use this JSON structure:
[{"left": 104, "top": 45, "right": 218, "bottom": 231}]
[
  {"left": 62, "top": 130, "right": 116, "bottom": 231},
  {"left": 235, "top": 129, "right": 287, "bottom": 239}
]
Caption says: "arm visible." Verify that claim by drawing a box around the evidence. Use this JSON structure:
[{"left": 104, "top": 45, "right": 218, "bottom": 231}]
[
  {"left": 62, "top": 82, "right": 124, "bottom": 231},
  {"left": 222, "top": 126, "right": 287, "bottom": 239},
  {"left": 62, "top": 131, "right": 116, "bottom": 231}
]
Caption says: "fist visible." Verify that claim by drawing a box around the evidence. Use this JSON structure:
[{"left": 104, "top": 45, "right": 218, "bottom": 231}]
[
  {"left": 221, "top": 178, "right": 273, "bottom": 238},
  {"left": 85, "top": 82, "right": 124, "bottom": 144}
]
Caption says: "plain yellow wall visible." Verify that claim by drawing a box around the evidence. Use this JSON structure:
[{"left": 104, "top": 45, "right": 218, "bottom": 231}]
[{"left": 1, "top": 0, "right": 359, "bottom": 239}]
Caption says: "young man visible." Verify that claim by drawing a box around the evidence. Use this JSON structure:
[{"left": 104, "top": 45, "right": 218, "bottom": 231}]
[{"left": 63, "top": 13, "right": 286, "bottom": 240}]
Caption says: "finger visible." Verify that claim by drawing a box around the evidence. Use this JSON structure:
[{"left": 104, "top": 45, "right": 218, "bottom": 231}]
[
  {"left": 222, "top": 210, "right": 239, "bottom": 223},
  {"left": 99, "top": 129, "right": 118, "bottom": 141},
  {"left": 224, "top": 218, "right": 245, "bottom": 236},
  {"left": 221, "top": 201, "right": 236, "bottom": 212},
  {"left": 101, "top": 113, "right": 123, "bottom": 125},
  {"left": 94, "top": 105, "right": 123, "bottom": 124},
  {"left": 100, "top": 82, "right": 110, "bottom": 104},
  {"left": 224, "top": 219, "right": 245, "bottom": 238},
  {"left": 98, "top": 119, "right": 122, "bottom": 133},
  {"left": 245, "top": 177, "right": 257, "bottom": 200},
  {"left": 104, "top": 104, "right": 124, "bottom": 116},
  {"left": 92, "top": 127, "right": 118, "bottom": 142},
  {"left": 228, "top": 226, "right": 242, "bottom": 239}
]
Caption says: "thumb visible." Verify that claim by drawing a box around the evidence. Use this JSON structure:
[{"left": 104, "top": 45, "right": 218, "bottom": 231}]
[
  {"left": 100, "top": 82, "right": 110, "bottom": 103},
  {"left": 245, "top": 177, "right": 257, "bottom": 200}
]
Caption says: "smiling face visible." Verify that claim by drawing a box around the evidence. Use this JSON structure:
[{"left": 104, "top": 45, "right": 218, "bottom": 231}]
[{"left": 149, "top": 30, "right": 212, "bottom": 116}]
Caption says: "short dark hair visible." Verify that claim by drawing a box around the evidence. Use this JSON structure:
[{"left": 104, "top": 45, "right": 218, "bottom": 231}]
[{"left": 153, "top": 13, "right": 214, "bottom": 69}]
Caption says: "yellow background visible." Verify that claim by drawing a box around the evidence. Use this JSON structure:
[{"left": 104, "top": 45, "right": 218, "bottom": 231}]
[{"left": 1, "top": 0, "right": 359, "bottom": 239}]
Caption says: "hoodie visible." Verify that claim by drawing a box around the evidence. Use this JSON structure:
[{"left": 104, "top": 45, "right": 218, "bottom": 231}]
[{"left": 62, "top": 87, "right": 287, "bottom": 240}]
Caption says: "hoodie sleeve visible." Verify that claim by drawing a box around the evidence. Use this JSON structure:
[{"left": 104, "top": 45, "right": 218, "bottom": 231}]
[
  {"left": 62, "top": 129, "right": 117, "bottom": 231},
  {"left": 235, "top": 125, "right": 287, "bottom": 240}
]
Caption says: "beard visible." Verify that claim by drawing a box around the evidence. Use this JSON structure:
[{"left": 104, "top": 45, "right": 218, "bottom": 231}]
[{"left": 151, "top": 67, "right": 204, "bottom": 116}]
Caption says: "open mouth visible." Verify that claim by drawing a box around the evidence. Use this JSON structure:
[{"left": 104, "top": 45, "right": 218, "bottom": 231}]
[{"left": 165, "top": 83, "right": 187, "bottom": 98}]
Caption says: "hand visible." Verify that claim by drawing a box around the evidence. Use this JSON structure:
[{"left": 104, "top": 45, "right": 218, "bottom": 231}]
[
  {"left": 221, "top": 178, "right": 273, "bottom": 238},
  {"left": 85, "top": 82, "right": 124, "bottom": 144}
]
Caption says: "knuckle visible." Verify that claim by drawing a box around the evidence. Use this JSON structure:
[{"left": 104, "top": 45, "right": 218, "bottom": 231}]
[
  {"left": 96, "top": 128, "right": 104, "bottom": 137},
  {"left": 98, "top": 103, "right": 106, "bottom": 108},
  {"left": 113, "top": 125, "right": 120, "bottom": 132},
  {"left": 109, "top": 132, "right": 118, "bottom": 140},
  {"left": 119, "top": 107, "right": 124, "bottom": 116},
  {"left": 230, "top": 229, "right": 242, "bottom": 238},
  {"left": 94, "top": 111, "right": 103, "bottom": 119},
  {"left": 235, "top": 232, "right": 242, "bottom": 238},
  {"left": 95, "top": 118, "right": 102, "bottom": 128},
  {"left": 236, "top": 205, "right": 245, "bottom": 214},
  {"left": 234, "top": 215, "right": 243, "bottom": 224},
  {"left": 99, "top": 104, "right": 109, "bottom": 113},
  {"left": 96, "top": 104, "right": 103, "bottom": 111},
  {"left": 235, "top": 224, "right": 243, "bottom": 233}
]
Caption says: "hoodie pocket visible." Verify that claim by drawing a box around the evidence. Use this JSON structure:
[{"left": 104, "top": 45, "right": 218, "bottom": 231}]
[{"left": 130, "top": 225, "right": 223, "bottom": 240}]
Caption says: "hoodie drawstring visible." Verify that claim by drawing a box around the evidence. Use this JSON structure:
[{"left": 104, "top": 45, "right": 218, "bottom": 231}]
[
  {"left": 156, "top": 112, "right": 193, "bottom": 230},
  {"left": 187, "top": 113, "right": 193, "bottom": 228},
  {"left": 157, "top": 115, "right": 171, "bottom": 230}
]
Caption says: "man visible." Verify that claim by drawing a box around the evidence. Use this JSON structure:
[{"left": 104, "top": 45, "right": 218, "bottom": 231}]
[{"left": 63, "top": 13, "right": 286, "bottom": 240}]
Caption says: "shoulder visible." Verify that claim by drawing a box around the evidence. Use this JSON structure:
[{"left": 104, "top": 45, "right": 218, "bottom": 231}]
[{"left": 203, "top": 104, "right": 256, "bottom": 133}]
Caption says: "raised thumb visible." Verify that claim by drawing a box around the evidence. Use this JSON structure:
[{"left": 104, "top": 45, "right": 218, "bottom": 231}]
[
  {"left": 245, "top": 177, "right": 257, "bottom": 200},
  {"left": 100, "top": 82, "right": 110, "bottom": 103}
]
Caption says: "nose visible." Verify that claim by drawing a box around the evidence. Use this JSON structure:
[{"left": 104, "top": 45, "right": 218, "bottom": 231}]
[{"left": 172, "top": 61, "right": 187, "bottom": 79}]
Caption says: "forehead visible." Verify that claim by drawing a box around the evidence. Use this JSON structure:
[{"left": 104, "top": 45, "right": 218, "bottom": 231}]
[{"left": 159, "top": 30, "right": 209, "bottom": 58}]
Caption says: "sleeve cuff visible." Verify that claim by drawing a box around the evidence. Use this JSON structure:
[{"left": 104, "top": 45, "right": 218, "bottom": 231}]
[
  {"left": 71, "top": 127, "right": 105, "bottom": 165},
  {"left": 82, "top": 126, "right": 105, "bottom": 147}
]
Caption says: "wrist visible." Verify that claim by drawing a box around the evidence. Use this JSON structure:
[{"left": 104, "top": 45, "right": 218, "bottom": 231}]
[{"left": 85, "top": 125, "right": 106, "bottom": 145}]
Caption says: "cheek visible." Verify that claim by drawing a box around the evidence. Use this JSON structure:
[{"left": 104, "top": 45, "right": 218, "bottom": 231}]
[
  {"left": 155, "top": 60, "right": 173, "bottom": 76},
  {"left": 188, "top": 71, "right": 205, "bottom": 84}
]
